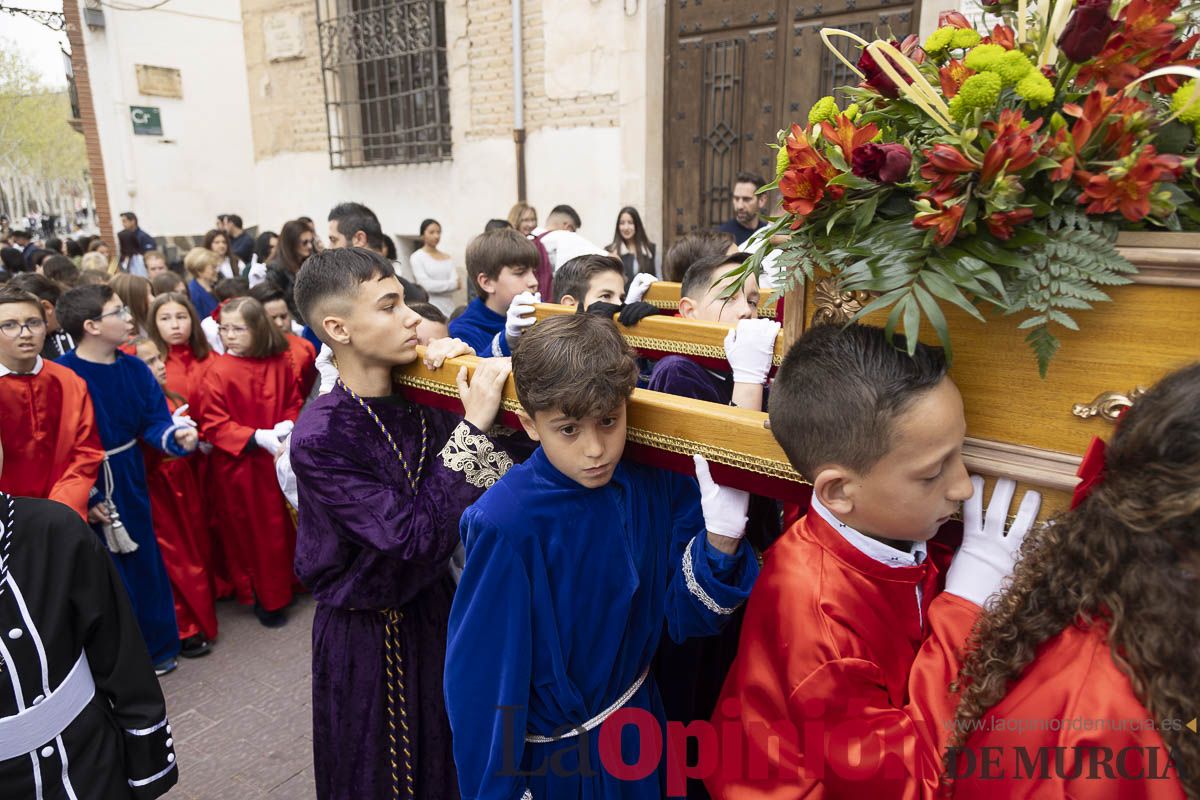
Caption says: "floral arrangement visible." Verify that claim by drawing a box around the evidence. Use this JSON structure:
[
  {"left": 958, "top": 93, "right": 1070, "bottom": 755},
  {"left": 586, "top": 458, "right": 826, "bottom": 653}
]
[{"left": 744, "top": 0, "right": 1200, "bottom": 374}]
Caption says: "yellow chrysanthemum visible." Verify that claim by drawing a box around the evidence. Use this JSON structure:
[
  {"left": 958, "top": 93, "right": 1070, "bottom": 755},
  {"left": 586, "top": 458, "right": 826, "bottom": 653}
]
[
  {"left": 775, "top": 145, "right": 790, "bottom": 179},
  {"left": 924, "top": 26, "right": 956, "bottom": 55},
  {"left": 1015, "top": 70, "right": 1054, "bottom": 108},
  {"left": 1172, "top": 80, "right": 1200, "bottom": 124},
  {"left": 963, "top": 43, "right": 1006, "bottom": 72},
  {"left": 951, "top": 29, "right": 981, "bottom": 49},
  {"left": 951, "top": 72, "right": 1003, "bottom": 119},
  {"left": 808, "top": 96, "right": 839, "bottom": 125}
]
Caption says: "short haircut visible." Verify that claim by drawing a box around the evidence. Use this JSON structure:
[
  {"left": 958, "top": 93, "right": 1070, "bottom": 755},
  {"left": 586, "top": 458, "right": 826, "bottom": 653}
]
[
  {"left": 79, "top": 252, "right": 108, "bottom": 273},
  {"left": 78, "top": 268, "right": 110, "bottom": 286},
  {"left": 407, "top": 301, "right": 446, "bottom": 324},
  {"left": 120, "top": 211, "right": 137, "bottom": 224},
  {"left": 734, "top": 171, "right": 766, "bottom": 190},
  {"left": 768, "top": 323, "right": 949, "bottom": 477},
  {"left": 11, "top": 272, "right": 61, "bottom": 304},
  {"left": 213, "top": 277, "right": 249, "bottom": 302},
  {"left": 513, "top": 314, "right": 638, "bottom": 419},
  {"left": 30, "top": 249, "right": 55, "bottom": 270},
  {"left": 226, "top": 214, "right": 243, "bottom": 229},
  {"left": 553, "top": 254, "right": 624, "bottom": 304},
  {"left": 221, "top": 297, "right": 288, "bottom": 358},
  {"left": 41, "top": 255, "right": 79, "bottom": 286},
  {"left": 328, "top": 201, "right": 382, "bottom": 240},
  {"left": 0, "top": 286, "right": 46, "bottom": 320},
  {"left": 663, "top": 231, "right": 736, "bottom": 283},
  {"left": 548, "top": 204, "right": 582, "bottom": 229},
  {"left": 184, "top": 246, "right": 220, "bottom": 279},
  {"left": 10, "top": 230, "right": 31, "bottom": 242},
  {"left": 56, "top": 284, "right": 115, "bottom": 340},
  {"left": 680, "top": 251, "right": 751, "bottom": 301},
  {"left": 484, "top": 219, "right": 511, "bottom": 232},
  {"left": 148, "top": 292, "right": 211, "bottom": 360},
  {"left": 464, "top": 228, "right": 540, "bottom": 288},
  {"left": 1, "top": 248, "right": 24, "bottom": 272},
  {"left": 293, "top": 246, "right": 396, "bottom": 343},
  {"left": 143, "top": 249, "right": 166, "bottom": 264},
  {"left": 151, "top": 271, "right": 185, "bottom": 295},
  {"left": 248, "top": 282, "right": 287, "bottom": 306},
  {"left": 64, "top": 238, "right": 83, "bottom": 258}
]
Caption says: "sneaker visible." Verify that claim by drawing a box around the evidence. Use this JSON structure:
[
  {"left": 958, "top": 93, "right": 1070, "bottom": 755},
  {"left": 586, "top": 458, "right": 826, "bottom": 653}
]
[
  {"left": 254, "top": 604, "right": 287, "bottom": 628},
  {"left": 179, "top": 634, "right": 211, "bottom": 658},
  {"left": 154, "top": 658, "right": 178, "bottom": 677}
]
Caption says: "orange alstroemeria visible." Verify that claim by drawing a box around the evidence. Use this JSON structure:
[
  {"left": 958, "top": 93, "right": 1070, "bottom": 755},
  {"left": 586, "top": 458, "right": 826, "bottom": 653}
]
[
  {"left": 1076, "top": 0, "right": 1180, "bottom": 88},
  {"left": 780, "top": 123, "right": 843, "bottom": 226},
  {"left": 980, "top": 109, "right": 1044, "bottom": 185},
  {"left": 986, "top": 208, "right": 1035, "bottom": 240},
  {"left": 983, "top": 24, "right": 1016, "bottom": 49},
  {"left": 939, "top": 59, "right": 975, "bottom": 99},
  {"left": 913, "top": 201, "right": 966, "bottom": 247},
  {"left": 820, "top": 114, "right": 880, "bottom": 161},
  {"left": 1077, "top": 146, "right": 1183, "bottom": 221}
]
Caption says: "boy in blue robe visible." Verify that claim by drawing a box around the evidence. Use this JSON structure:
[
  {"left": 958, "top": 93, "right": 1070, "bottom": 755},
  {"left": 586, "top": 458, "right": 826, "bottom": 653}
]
[
  {"left": 448, "top": 227, "right": 541, "bottom": 357},
  {"left": 56, "top": 284, "right": 199, "bottom": 674},
  {"left": 445, "top": 314, "right": 760, "bottom": 799}
]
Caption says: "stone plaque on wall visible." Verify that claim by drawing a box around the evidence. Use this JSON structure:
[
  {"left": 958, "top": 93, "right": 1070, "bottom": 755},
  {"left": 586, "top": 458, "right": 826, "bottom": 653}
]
[
  {"left": 264, "top": 12, "right": 305, "bottom": 62},
  {"left": 135, "top": 65, "right": 182, "bottom": 98}
]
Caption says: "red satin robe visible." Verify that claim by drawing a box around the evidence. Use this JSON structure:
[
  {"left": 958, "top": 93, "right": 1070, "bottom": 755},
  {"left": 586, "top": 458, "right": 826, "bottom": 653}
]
[
  {"left": 284, "top": 334, "right": 317, "bottom": 398},
  {"left": 143, "top": 392, "right": 218, "bottom": 642},
  {"left": 0, "top": 359, "right": 103, "bottom": 519},
  {"left": 707, "top": 510, "right": 965, "bottom": 799},
  {"left": 198, "top": 352, "right": 303, "bottom": 613}
]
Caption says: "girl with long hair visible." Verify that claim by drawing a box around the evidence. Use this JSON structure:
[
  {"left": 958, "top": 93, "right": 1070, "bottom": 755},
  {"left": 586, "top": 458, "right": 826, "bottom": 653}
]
[
  {"left": 409, "top": 218, "right": 461, "bottom": 316},
  {"left": 606, "top": 205, "right": 658, "bottom": 281},
  {"left": 132, "top": 335, "right": 218, "bottom": 657},
  {"left": 198, "top": 297, "right": 303, "bottom": 627},
  {"left": 202, "top": 228, "right": 242, "bottom": 280},
  {"left": 507, "top": 202, "right": 538, "bottom": 235},
  {"left": 265, "top": 220, "right": 315, "bottom": 317},
  {"left": 109, "top": 272, "right": 153, "bottom": 343},
  {"left": 942, "top": 362, "right": 1200, "bottom": 797},
  {"left": 116, "top": 228, "right": 145, "bottom": 276}
]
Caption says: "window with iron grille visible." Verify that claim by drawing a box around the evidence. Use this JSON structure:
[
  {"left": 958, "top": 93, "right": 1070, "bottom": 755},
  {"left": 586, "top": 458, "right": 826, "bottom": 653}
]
[{"left": 315, "top": 0, "right": 451, "bottom": 168}]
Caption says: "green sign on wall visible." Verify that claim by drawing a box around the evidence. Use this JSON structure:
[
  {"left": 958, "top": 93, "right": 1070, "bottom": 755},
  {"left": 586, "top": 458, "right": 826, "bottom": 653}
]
[{"left": 130, "top": 106, "right": 162, "bottom": 136}]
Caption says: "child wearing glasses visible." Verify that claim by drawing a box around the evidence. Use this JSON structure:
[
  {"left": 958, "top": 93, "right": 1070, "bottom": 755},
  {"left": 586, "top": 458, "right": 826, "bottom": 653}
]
[
  {"left": 0, "top": 285, "right": 103, "bottom": 521},
  {"left": 56, "top": 283, "right": 199, "bottom": 676},
  {"left": 197, "top": 296, "right": 304, "bottom": 628}
]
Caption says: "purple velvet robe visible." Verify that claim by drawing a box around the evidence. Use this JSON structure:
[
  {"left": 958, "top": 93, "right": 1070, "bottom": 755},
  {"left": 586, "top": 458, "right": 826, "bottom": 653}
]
[{"left": 290, "top": 384, "right": 512, "bottom": 800}]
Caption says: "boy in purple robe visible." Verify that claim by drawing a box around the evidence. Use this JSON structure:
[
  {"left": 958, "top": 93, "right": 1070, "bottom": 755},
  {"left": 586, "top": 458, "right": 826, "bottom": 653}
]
[{"left": 288, "top": 247, "right": 515, "bottom": 800}]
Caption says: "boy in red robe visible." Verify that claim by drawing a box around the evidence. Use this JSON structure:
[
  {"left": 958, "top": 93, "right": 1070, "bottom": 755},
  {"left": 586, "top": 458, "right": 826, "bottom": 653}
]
[
  {"left": 707, "top": 322, "right": 1041, "bottom": 798},
  {"left": 0, "top": 286, "right": 103, "bottom": 520}
]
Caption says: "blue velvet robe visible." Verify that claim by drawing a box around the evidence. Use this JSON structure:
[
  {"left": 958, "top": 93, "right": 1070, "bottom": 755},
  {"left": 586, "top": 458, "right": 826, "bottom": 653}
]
[
  {"left": 187, "top": 279, "right": 218, "bottom": 320},
  {"left": 445, "top": 448, "right": 759, "bottom": 799},
  {"left": 447, "top": 298, "right": 512, "bottom": 357},
  {"left": 57, "top": 350, "right": 188, "bottom": 664}
]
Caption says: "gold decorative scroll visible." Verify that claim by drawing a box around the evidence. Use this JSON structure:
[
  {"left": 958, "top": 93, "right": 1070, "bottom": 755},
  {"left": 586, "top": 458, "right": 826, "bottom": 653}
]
[
  {"left": 393, "top": 350, "right": 804, "bottom": 486},
  {"left": 811, "top": 276, "right": 876, "bottom": 326},
  {"left": 532, "top": 303, "right": 784, "bottom": 366},
  {"left": 1072, "top": 387, "right": 1147, "bottom": 423},
  {"left": 642, "top": 282, "right": 778, "bottom": 319}
]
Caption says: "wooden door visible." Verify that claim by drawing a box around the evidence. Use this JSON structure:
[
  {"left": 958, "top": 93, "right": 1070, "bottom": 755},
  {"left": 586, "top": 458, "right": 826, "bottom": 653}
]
[{"left": 663, "top": 0, "right": 921, "bottom": 245}]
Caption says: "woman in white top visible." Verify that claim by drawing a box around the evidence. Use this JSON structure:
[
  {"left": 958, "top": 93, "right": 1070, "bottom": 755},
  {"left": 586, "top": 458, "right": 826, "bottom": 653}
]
[
  {"left": 606, "top": 206, "right": 659, "bottom": 281},
  {"left": 409, "top": 218, "right": 461, "bottom": 315},
  {"left": 203, "top": 228, "right": 242, "bottom": 280}
]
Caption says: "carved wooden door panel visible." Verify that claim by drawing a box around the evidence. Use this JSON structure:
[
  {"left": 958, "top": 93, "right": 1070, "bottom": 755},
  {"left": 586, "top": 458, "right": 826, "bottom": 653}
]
[{"left": 664, "top": 0, "right": 920, "bottom": 245}]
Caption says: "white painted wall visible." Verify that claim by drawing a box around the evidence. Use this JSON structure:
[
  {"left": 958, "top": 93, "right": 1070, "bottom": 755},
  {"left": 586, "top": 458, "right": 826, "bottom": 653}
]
[{"left": 79, "top": 0, "right": 256, "bottom": 240}]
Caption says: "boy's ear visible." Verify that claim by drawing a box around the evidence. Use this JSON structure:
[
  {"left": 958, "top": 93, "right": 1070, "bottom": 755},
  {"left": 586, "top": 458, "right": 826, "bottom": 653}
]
[
  {"left": 677, "top": 297, "right": 697, "bottom": 319},
  {"left": 81, "top": 317, "right": 103, "bottom": 338},
  {"left": 321, "top": 313, "right": 351, "bottom": 346},
  {"left": 516, "top": 408, "right": 540, "bottom": 442},
  {"left": 39, "top": 299, "right": 54, "bottom": 318},
  {"left": 813, "top": 468, "right": 856, "bottom": 517},
  {"left": 557, "top": 294, "right": 576, "bottom": 308},
  {"left": 475, "top": 273, "right": 494, "bottom": 296}
]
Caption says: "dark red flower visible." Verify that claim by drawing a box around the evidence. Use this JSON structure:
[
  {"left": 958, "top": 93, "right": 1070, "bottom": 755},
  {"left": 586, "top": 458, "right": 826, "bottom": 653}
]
[
  {"left": 986, "top": 208, "right": 1035, "bottom": 239},
  {"left": 857, "top": 42, "right": 914, "bottom": 99},
  {"left": 913, "top": 201, "right": 966, "bottom": 247},
  {"left": 1058, "top": 0, "right": 1119, "bottom": 63},
  {"left": 852, "top": 143, "right": 913, "bottom": 183}
]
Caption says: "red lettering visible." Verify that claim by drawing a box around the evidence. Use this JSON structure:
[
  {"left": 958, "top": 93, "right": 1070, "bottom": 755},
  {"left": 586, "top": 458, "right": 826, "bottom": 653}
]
[{"left": 597, "top": 708, "right": 661, "bottom": 782}]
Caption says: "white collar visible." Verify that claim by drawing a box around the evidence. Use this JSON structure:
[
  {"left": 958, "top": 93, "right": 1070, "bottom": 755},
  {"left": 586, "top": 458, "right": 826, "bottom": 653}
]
[
  {"left": 810, "top": 494, "right": 927, "bottom": 568},
  {"left": 0, "top": 356, "right": 43, "bottom": 378}
]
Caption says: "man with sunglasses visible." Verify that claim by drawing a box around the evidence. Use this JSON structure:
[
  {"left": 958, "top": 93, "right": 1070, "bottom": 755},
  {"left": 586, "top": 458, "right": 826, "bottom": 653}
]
[{"left": 0, "top": 286, "right": 103, "bottom": 521}]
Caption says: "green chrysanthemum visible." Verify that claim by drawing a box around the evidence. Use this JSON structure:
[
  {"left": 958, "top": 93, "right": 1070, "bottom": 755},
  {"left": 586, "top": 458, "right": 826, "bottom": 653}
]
[
  {"left": 808, "top": 96, "right": 839, "bottom": 125},
  {"left": 1172, "top": 80, "right": 1200, "bottom": 124},
  {"left": 993, "top": 49, "right": 1034, "bottom": 86},
  {"left": 951, "top": 72, "right": 1003, "bottom": 119},
  {"left": 844, "top": 103, "right": 860, "bottom": 120},
  {"left": 924, "top": 26, "right": 956, "bottom": 55},
  {"left": 951, "top": 29, "right": 981, "bottom": 49},
  {"left": 1015, "top": 69, "right": 1054, "bottom": 108},
  {"left": 775, "top": 144, "right": 790, "bottom": 179},
  {"left": 963, "top": 43, "right": 1006, "bottom": 72}
]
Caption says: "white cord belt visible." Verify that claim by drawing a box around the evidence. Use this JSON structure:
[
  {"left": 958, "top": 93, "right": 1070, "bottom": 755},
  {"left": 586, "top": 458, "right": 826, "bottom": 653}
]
[
  {"left": 524, "top": 664, "right": 650, "bottom": 744},
  {"left": 0, "top": 651, "right": 95, "bottom": 760}
]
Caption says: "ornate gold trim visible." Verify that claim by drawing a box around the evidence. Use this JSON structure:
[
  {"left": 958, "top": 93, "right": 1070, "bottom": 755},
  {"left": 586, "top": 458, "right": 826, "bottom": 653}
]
[
  {"left": 439, "top": 421, "right": 514, "bottom": 489},
  {"left": 624, "top": 427, "right": 804, "bottom": 484},
  {"left": 810, "top": 277, "right": 876, "bottom": 326},
  {"left": 1071, "top": 387, "right": 1147, "bottom": 423}
]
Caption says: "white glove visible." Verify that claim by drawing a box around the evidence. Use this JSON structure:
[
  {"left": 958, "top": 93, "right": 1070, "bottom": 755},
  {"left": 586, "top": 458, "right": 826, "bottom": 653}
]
[
  {"left": 724, "top": 318, "right": 781, "bottom": 385},
  {"left": 945, "top": 476, "right": 1042, "bottom": 608},
  {"left": 505, "top": 291, "right": 540, "bottom": 342},
  {"left": 254, "top": 428, "right": 285, "bottom": 456},
  {"left": 693, "top": 454, "right": 749, "bottom": 539},
  {"left": 272, "top": 420, "right": 295, "bottom": 438},
  {"left": 171, "top": 403, "right": 197, "bottom": 429},
  {"left": 275, "top": 437, "right": 299, "bottom": 510},
  {"left": 316, "top": 344, "right": 338, "bottom": 396},
  {"left": 625, "top": 273, "right": 658, "bottom": 304}
]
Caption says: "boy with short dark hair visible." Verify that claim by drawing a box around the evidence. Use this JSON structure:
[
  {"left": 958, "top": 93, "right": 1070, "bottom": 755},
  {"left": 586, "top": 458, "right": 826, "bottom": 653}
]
[
  {"left": 445, "top": 314, "right": 760, "bottom": 799},
  {"left": 0, "top": 286, "right": 102, "bottom": 519},
  {"left": 448, "top": 227, "right": 541, "bottom": 357},
  {"left": 143, "top": 249, "right": 168, "bottom": 279},
  {"left": 289, "top": 246, "right": 515, "bottom": 800},
  {"left": 10, "top": 272, "right": 74, "bottom": 359},
  {"left": 707, "top": 323, "right": 1040, "bottom": 798},
  {"left": 553, "top": 253, "right": 626, "bottom": 308},
  {"left": 57, "top": 284, "right": 200, "bottom": 675}
]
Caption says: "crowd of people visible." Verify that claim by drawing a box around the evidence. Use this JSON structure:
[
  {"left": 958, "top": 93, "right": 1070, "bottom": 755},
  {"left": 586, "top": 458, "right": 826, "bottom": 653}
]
[{"left": 0, "top": 177, "right": 1195, "bottom": 800}]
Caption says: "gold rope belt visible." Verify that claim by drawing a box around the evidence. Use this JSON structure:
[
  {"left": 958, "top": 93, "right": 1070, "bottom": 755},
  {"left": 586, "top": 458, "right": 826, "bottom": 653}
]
[{"left": 382, "top": 609, "right": 414, "bottom": 799}]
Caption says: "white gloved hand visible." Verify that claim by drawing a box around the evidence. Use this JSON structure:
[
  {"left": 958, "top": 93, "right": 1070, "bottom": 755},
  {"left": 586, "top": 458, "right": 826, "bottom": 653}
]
[
  {"left": 625, "top": 273, "right": 658, "bottom": 304},
  {"left": 505, "top": 292, "right": 541, "bottom": 342},
  {"left": 316, "top": 344, "right": 338, "bottom": 396},
  {"left": 272, "top": 420, "right": 295, "bottom": 438},
  {"left": 693, "top": 454, "right": 749, "bottom": 539},
  {"left": 275, "top": 443, "right": 299, "bottom": 510},
  {"left": 945, "top": 476, "right": 1042, "bottom": 608},
  {"left": 171, "top": 403, "right": 197, "bottom": 429},
  {"left": 254, "top": 428, "right": 284, "bottom": 456},
  {"left": 724, "top": 318, "right": 781, "bottom": 385}
]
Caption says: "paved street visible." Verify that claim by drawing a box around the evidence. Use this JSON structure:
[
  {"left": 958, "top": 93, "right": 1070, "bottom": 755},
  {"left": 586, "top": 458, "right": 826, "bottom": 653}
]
[{"left": 160, "top": 595, "right": 317, "bottom": 799}]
